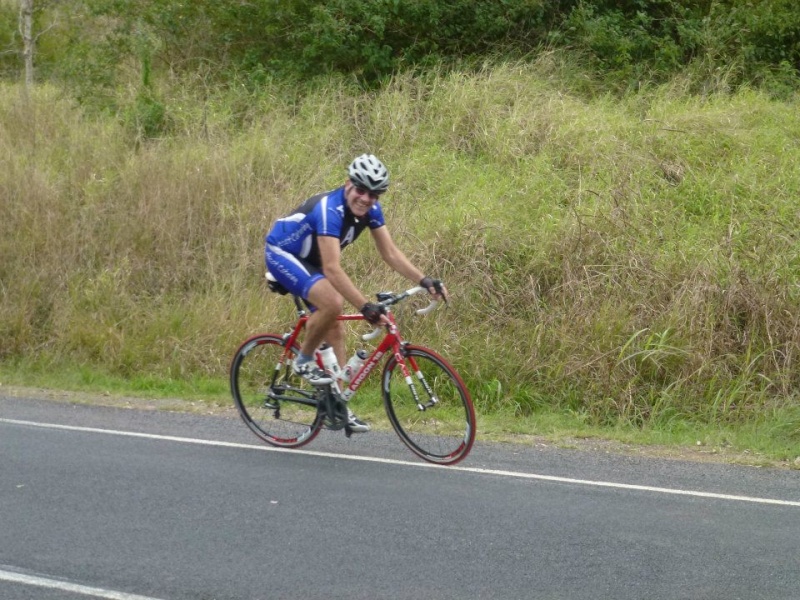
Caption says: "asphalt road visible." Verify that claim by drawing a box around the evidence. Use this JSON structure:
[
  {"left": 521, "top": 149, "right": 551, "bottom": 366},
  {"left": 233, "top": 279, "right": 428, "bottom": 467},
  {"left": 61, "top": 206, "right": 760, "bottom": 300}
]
[{"left": 1, "top": 394, "right": 799, "bottom": 600}]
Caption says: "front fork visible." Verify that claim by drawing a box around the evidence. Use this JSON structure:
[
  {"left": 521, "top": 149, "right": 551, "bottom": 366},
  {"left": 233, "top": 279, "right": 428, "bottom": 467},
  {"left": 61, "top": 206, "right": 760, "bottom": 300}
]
[{"left": 396, "top": 343, "right": 439, "bottom": 411}]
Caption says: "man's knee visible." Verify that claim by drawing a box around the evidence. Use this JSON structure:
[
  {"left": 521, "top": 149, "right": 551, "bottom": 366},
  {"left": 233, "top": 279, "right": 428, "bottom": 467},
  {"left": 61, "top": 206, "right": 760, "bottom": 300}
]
[
  {"left": 322, "top": 296, "right": 344, "bottom": 316},
  {"left": 308, "top": 280, "right": 344, "bottom": 314}
]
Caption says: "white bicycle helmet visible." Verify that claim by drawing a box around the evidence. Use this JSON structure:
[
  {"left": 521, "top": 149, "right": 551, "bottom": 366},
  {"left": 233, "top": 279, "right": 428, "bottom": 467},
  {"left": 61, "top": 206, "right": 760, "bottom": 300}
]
[{"left": 348, "top": 154, "right": 389, "bottom": 193}]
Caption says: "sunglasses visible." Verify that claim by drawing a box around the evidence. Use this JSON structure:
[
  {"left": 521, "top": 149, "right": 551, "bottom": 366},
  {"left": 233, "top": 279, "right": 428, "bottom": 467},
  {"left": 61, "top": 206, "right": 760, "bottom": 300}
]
[{"left": 351, "top": 183, "right": 385, "bottom": 198}]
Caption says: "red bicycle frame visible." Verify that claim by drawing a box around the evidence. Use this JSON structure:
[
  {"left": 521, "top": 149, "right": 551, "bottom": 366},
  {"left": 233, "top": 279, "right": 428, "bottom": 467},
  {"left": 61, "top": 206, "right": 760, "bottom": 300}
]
[{"left": 279, "top": 310, "right": 413, "bottom": 402}]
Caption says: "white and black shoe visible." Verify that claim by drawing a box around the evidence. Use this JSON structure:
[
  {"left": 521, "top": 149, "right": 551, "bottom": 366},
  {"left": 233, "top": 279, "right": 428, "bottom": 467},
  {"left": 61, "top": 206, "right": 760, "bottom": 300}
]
[
  {"left": 347, "top": 408, "right": 371, "bottom": 433},
  {"left": 292, "top": 360, "right": 333, "bottom": 386}
]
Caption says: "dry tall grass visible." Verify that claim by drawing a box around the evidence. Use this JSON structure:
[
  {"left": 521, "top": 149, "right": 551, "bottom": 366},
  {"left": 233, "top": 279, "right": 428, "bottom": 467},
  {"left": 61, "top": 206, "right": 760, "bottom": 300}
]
[{"left": 2, "top": 64, "right": 799, "bottom": 447}]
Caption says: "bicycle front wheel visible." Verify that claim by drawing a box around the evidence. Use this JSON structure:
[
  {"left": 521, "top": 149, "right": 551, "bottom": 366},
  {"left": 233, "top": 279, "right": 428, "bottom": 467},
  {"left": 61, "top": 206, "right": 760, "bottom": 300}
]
[
  {"left": 382, "top": 345, "right": 476, "bottom": 465},
  {"left": 230, "top": 333, "right": 323, "bottom": 448}
]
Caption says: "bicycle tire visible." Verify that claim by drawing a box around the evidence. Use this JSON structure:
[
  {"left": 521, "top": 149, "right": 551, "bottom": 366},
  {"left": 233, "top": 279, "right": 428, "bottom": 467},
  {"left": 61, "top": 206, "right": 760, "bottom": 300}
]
[
  {"left": 382, "top": 345, "right": 476, "bottom": 465},
  {"left": 230, "top": 333, "right": 323, "bottom": 448}
]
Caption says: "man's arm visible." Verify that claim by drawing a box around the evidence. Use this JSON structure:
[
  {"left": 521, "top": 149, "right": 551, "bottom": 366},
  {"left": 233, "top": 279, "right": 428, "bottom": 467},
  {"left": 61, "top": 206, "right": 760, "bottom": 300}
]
[
  {"left": 318, "top": 235, "right": 371, "bottom": 309},
  {"left": 370, "top": 226, "right": 426, "bottom": 283},
  {"left": 370, "top": 226, "right": 449, "bottom": 301}
]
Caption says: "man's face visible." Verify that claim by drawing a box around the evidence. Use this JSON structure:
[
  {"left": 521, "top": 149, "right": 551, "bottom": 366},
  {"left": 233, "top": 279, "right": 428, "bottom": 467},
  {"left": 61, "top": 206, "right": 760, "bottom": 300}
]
[{"left": 345, "top": 180, "right": 382, "bottom": 217}]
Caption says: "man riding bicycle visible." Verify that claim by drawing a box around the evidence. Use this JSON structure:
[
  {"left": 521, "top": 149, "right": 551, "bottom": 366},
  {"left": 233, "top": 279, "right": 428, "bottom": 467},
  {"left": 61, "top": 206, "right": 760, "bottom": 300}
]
[{"left": 265, "top": 154, "right": 448, "bottom": 432}]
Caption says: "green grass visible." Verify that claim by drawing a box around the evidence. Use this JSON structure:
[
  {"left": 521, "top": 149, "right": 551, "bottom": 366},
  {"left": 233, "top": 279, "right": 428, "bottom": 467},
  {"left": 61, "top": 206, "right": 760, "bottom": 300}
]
[
  {"left": 2, "top": 64, "right": 800, "bottom": 466},
  {"left": 2, "top": 360, "right": 797, "bottom": 467},
  {"left": 0, "top": 360, "right": 230, "bottom": 405}
]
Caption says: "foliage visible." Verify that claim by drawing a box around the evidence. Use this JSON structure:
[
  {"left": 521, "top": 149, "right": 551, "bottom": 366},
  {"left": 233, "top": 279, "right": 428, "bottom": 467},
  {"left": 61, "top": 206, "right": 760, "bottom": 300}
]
[
  {"left": 278, "top": 0, "right": 552, "bottom": 81},
  {"left": 4, "top": 0, "right": 799, "bottom": 97},
  {"left": 0, "top": 3, "right": 18, "bottom": 79},
  {"left": 554, "top": 0, "right": 800, "bottom": 94},
  {"left": 552, "top": 0, "right": 700, "bottom": 84}
]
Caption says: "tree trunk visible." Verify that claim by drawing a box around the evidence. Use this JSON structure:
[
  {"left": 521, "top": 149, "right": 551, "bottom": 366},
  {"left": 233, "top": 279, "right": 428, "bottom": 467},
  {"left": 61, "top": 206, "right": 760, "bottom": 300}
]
[{"left": 19, "top": 0, "right": 34, "bottom": 89}]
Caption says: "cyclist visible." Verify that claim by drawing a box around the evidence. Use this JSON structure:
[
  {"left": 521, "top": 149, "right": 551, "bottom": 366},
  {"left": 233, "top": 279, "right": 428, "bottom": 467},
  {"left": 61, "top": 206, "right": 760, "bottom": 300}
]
[{"left": 265, "top": 154, "right": 448, "bottom": 432}]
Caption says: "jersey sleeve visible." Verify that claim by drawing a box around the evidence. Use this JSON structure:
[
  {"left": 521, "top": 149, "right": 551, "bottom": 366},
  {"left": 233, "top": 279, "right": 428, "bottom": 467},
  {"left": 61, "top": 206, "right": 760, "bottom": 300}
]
[
  {"left": 368, "top": 203, "right": 386, "bottom": 229},
  {"left": 313, "top": 194, "right": 345, "bottom": 238}
]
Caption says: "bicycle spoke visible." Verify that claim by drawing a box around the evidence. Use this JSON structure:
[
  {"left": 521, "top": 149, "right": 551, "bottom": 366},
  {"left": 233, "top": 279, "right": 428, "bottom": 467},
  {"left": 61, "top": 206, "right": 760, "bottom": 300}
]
[
  {"left": 382, "top": 345, "right": 475, "bottom": 465},
  {"left": 230, "top": 334, "right": 322, "bottom": 448}
]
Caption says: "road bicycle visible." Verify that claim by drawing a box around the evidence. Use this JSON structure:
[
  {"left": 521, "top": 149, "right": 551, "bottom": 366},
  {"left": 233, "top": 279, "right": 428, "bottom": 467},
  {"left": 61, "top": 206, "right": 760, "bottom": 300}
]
[{"left": 230, "top": 283, "right": 476, "bottom": 465}]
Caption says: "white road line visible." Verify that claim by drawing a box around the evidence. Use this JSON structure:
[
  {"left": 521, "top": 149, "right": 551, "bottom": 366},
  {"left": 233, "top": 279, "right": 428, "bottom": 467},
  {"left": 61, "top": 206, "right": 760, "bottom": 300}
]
[
  {"left": 0, "top": 567, "right": 165, "bottom": 600},
  {"left": 2, "top": 417, "right": 799, "bottom": 508}
]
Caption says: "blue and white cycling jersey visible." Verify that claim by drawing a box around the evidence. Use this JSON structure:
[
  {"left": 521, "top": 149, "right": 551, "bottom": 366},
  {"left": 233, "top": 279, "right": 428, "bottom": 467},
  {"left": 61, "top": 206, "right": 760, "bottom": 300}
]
[
  {"left": 266, "top": 186, "right": 385, "bottom": 267},
  {"left": 264, "top": 186, "right": 387, "bottom": 299}
]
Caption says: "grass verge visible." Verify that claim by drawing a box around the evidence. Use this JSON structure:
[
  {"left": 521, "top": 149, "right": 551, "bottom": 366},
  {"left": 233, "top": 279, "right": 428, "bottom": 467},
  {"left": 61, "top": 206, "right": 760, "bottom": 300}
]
[{"left": 2, "top": 361, "right": 797, "bottom": 470}]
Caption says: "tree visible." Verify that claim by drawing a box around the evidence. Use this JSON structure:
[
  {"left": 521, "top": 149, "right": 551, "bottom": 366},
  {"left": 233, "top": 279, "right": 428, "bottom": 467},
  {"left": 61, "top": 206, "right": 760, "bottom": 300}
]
[
  {"left": 19, "top": 0, "right": 33, "bottom": 87},
  {"left": 17, "top": 0, "right": 60, "bottom": 90}
]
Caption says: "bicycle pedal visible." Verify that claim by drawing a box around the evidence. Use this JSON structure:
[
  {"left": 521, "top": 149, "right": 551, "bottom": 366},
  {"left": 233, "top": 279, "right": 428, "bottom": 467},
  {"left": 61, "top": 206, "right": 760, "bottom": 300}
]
[{"left": 322, "top": 407, "right": 348, "bottom": 431}]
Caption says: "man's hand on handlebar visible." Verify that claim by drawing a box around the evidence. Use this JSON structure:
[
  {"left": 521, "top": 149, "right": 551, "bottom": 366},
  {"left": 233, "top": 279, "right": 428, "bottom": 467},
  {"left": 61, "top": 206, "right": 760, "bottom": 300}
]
[
  {"left": 420, "top": 277, "right": 449, "bottom": 303},
  {"left": 361, "top": 302, "right": 390, "bottom": 325}
]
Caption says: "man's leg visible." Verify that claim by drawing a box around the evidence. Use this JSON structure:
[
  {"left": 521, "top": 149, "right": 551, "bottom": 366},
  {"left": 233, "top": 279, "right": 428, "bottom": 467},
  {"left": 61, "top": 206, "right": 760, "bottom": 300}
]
[
  {"left": 303, "top": 277, "right": 370, "bottom": 432},
  {"left": 266, "top": 248, "right": 341, "bottom": 373},
  {"left": 302, "top": 278, "right": 345, "bottom": 365}
]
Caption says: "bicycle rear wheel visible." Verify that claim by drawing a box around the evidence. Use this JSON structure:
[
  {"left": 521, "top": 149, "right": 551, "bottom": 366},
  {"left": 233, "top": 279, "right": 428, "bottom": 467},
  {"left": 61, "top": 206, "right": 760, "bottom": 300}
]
[
  {"left": 230, "top": 333, "right": 323, "bottom": 448},
  {"left": 382, "top": 345, "right": 476, "bottom": 465}
]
